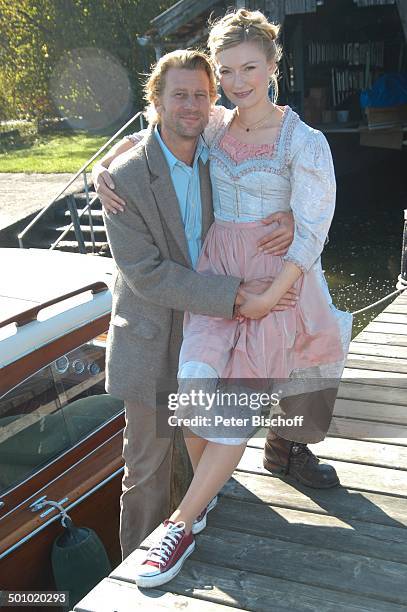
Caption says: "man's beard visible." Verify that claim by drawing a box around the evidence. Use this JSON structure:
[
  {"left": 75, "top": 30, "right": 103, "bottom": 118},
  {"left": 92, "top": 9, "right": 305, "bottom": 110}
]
[{"left": 174, "top": 116, "right": 207, "bottom": 138}]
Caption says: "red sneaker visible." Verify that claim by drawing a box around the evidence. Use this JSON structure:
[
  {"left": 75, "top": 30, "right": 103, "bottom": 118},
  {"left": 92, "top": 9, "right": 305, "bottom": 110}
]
[
  {"left": 192, "top": 495, "right": 218, "bottom": 535},
  {"left": 135, "top": 520, "right": 195, "bottom": 588}
]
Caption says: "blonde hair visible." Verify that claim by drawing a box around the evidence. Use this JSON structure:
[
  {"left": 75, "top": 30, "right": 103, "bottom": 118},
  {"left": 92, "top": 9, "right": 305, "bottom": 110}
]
[
  {"left": 143, "top": 49, "right": 218, "bottom": 124},
  {"left": 207, "top": 9, "right": 282, "bottom": 103}
]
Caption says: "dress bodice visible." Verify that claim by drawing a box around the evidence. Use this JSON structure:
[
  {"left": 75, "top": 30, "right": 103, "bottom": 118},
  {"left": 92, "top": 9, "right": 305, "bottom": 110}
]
[
  {"left": 204, "top": 105, "right": 337, "bottom": 273},
  {"left": 209, "top": 106, "right": 295, "bottom": 222}
]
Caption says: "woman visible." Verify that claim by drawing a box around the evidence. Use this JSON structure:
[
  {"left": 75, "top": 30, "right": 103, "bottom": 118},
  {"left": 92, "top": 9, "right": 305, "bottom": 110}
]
[{"left": 94, "top": 9, "right": 352, "bottom": 588}]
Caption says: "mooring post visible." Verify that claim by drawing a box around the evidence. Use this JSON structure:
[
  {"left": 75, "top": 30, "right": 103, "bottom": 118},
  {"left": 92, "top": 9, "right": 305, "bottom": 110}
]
[{"left": 401, "top": 209, "right": 407, "bottom": 283}]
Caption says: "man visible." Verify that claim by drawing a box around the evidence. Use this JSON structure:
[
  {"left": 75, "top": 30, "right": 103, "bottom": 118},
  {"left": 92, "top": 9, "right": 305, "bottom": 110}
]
[{"left": 98, "top": 49, "right": 338, "bottom": 560}]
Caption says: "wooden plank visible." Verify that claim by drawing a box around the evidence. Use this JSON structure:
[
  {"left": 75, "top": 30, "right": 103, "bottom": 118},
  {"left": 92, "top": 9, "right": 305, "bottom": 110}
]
[
  {"left": 374, "top": 313, "right": 407, "bottom": 325},
  {"left": 343, "top": 352, "right": 407, "bottom": 379},
  {"left": 348, "top": 342, "right": 407, "bottom": 359},
  {"left": 196, "top": 526, "right": 407, "bottom": 605},
  {"left": 207, "top": 497, "right": 407, "bottom": 564},
  {"left": 167, "top": 560, "right": 406, "bottom": 612},
  {"left": 111, "top": 551, "right": 407, "bottom": 612},
  {"left": 311, "top": 435, "right": 407, "bottom": 468},
  {"left": 76, "top": 291, "right": 407, "bottom": 612},
  {"left": 329, "top": 416, "right": 407, "bottom": 444},
  {"left": 383, "top": 294, "right": 406, "bottom": 304},
  {"left": 249, "top": 434, "right": 407, "bottom": 469},
  {"left": 353, "top": 331, "right": 407, "bottom": 347},
  {"left": 238, "top": 446, "right": 407, "bottom": 496},
  {"left": 74, "top": 575, "right": 238, "bottom": 611},
  {"left": 384, "top": 304, "right": 407, "bottom": 314},
  {"left": 253, "top": 418, "right": 407, "bottom": 448},
  {"left": 222, "top": 471, "right": 407, "bottom": 527},
  {"left": 151, "top": 0, "right": 219, "bottom": 37},
  {"left": 342, "top": 368, "right": 407, "bottom": 385},
  {"left": 140, "top": 526, "right": 407, "bottom": 605},
  {"left": 364, "top": 322, "right": 407, "bottom": 335},
  {"left": 333, "top": 397, "right": 407, "bottom": 425},
  {"left": 337, "top": 382, "right": 407, "bottom": 405}
]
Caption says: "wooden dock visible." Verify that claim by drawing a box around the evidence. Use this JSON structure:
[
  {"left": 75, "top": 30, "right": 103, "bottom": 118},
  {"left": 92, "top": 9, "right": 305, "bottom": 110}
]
[{"left": 74, "top": 291, "right": 407, "bottom": 612}]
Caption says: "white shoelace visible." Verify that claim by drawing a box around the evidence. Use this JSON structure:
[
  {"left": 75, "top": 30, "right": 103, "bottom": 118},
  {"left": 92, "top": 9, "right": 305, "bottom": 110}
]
[{"left": 145, "top": 521, "right": 186, "bottom": 567}]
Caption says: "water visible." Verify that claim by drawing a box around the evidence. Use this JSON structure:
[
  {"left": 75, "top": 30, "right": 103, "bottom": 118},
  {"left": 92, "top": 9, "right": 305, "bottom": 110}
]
[{"left": 323, "top": 174, "right": 405, "bottom": 337}]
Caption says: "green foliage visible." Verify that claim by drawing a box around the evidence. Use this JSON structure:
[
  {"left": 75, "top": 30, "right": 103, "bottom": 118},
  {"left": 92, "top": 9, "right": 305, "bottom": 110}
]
[{"left": 0, "top": 0, "right": 176, "bottom": 121}]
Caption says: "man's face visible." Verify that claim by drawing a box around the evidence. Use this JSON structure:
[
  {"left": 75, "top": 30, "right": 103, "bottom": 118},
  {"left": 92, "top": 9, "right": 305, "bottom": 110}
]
[{"left": 157, "top": 68, "right": 212, "bottom": 140}]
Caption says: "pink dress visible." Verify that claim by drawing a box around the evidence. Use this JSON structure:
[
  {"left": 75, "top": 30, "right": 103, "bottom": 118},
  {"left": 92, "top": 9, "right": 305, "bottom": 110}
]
[{"left": 177, "top": 106, "right": 352, "bottom": 444}]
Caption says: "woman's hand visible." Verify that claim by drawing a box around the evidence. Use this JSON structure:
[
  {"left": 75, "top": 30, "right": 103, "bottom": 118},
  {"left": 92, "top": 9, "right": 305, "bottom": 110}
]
[
  {"left": 237, "top": 262, "right": 301, "bottom": 320},
  {"left": 238, "top": 278, "right": 297, "bottom": 314},
  {"left": 92, "top": 136, "right": 138, "bottom": 214},
  {"left": 92, "top": 163, "right": 126, "bottom": 215},
  {"left": 271, "top": 287, "right": 298, "bottom": 311}
]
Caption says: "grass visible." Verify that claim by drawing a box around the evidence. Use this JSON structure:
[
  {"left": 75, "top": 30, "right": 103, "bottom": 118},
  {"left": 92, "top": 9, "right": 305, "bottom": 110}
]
[{"left": 0, "top": 132, "right": 119, "bottom": 173}]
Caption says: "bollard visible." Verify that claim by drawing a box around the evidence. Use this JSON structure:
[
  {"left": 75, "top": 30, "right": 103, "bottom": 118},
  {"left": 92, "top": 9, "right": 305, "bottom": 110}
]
[{"left": 401, "top": 209, "right": 407, "bottom": 283}]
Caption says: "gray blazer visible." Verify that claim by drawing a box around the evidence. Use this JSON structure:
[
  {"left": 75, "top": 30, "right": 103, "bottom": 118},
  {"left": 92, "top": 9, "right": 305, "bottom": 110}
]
[{"left": 103, "top": 128, "right": 241, "bottom": 404}]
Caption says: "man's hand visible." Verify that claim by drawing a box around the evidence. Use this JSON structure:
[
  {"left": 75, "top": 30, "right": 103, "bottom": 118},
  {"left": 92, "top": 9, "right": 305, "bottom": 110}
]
[
  {"left": 257, "top": 211, "right": 294, "bottom": 256},
  {"left": 92, "top": 163, "right": 126, "bottom": 214},
  {"left": 233, "top": 286, "right": 246, "bottom": 318},
  {"left": 238, "top": 292, "right": 271, "bottom": 320}
]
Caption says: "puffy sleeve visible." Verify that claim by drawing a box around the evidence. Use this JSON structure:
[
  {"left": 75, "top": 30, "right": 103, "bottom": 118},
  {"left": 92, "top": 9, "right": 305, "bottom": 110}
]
[
  {"left": 283, "top": 130, "right": 336, "bottom": 273},
  {"left": 124, "top": 128, "right": 149, "bottom": 144},
  {"left": 203, "top": 104, "right": 234, "bottom": 145}
]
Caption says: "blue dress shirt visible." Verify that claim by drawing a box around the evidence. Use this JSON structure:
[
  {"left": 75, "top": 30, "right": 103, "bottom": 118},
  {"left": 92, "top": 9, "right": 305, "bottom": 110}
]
[{"left": 154, "top": 125, "right": 209, "bottom": 269}]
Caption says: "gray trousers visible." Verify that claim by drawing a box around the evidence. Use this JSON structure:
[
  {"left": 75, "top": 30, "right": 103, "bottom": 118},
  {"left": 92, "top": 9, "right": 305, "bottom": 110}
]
[{"left": 120, "top": 401, "right": 175, "bottom": 560}]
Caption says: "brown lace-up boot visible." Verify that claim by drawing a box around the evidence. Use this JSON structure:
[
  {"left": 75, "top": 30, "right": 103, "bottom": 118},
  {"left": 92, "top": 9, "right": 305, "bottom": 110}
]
[{"left": 263, "top": 431, "right": 340, "bottom": 489}]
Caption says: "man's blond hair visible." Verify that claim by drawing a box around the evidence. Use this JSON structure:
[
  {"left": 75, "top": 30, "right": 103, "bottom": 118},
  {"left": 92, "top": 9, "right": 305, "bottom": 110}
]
[{"left": 143, "top": 49, "right": 218, "bottom": 124}]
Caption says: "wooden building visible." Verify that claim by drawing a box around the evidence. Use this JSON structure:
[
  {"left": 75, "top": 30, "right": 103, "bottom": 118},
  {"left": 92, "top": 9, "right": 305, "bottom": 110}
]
[{"left": 141, "top": 0, "right": 407, "bottom": 164}]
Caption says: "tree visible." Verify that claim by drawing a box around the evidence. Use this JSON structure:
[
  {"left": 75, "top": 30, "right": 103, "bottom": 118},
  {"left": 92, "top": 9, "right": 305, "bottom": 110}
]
[{"left": 0, "top": 0, "right": 176, "bottom": 122}]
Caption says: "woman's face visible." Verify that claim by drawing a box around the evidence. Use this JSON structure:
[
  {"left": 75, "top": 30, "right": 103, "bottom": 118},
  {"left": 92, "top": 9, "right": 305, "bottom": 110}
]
[{"left": 215, "top": 41, "right": 275, "bottom": 109}]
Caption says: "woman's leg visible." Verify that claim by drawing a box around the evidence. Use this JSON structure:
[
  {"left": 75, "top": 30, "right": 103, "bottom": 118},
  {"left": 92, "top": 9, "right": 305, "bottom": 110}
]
[
  {"left": 183, "top": 427, "right": 208, "bottom": 472},
  {"left": 169, "top": 433, "right": 247, "bottom": 534},
  {"left": 175, "top": 358, "right": 245, "bottom": 532},
  {"left": 177, "top": 360, "right": 219, "bottom": 473}
]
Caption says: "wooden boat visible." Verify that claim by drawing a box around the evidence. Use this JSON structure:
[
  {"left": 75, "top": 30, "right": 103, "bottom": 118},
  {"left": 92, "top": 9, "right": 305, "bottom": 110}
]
[{"left": 0, "top": 248, "right": 125, "bottom": 597}]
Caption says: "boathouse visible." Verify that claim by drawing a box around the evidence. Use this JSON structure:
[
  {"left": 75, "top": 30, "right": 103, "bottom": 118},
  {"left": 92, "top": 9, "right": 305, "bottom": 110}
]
[{"left": 139, "top": 0, "right": 407, "bottom": 184}]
